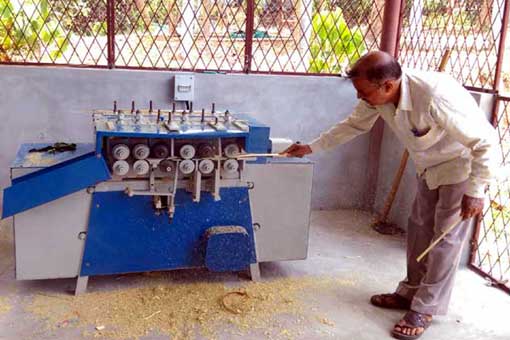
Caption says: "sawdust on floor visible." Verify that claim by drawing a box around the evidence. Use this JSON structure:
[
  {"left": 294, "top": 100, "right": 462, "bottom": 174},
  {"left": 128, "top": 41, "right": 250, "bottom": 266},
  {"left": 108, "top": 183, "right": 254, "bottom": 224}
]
[
  {"left": 25, "top": 276, "right": 355, "bottom": 340},
  {"left": 0, "top": 296, "right": 11, "bottom": 316}
]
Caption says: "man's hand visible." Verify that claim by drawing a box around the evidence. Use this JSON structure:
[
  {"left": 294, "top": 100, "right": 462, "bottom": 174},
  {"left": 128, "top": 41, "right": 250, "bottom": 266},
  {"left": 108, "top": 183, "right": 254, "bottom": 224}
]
[
  {"left": 282, "top": 143, "right": 312, "bottom": 158},
  {"left": 460, "top": 194, "right": 484, "bottom": 220}
]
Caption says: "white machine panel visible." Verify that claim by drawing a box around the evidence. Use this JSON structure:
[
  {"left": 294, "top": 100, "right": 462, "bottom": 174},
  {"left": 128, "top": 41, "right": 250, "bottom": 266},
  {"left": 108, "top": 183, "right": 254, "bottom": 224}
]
[
  {"left": 13, "top": 188, "right": 91, "bottom": 280},
  {"left": 245, "top": 161, "right": 313, "bottom": 262}
]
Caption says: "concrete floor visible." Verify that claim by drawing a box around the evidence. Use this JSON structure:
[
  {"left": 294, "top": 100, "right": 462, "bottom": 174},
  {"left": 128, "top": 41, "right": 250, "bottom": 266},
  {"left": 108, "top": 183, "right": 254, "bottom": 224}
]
[{"left": 0, "top": 209, "right": 509, "bottom": 340}]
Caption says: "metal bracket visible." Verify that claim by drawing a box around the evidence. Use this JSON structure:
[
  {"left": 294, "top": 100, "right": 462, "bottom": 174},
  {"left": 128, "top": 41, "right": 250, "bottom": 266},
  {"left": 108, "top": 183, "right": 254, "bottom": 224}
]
[
  {"left": 125, "top": 187, "right": 173, "bottom": 197},
  {"left": 75, "top": 276, "right": 89, "bottom": 295},
  {"left": 192, "top": 165, "right": 202, "bottom": 202}
]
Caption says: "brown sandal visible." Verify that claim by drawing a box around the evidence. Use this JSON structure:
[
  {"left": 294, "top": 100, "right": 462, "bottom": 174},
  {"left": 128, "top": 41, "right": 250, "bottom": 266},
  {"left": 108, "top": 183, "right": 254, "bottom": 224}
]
[
  {"left": 370, "top": 293, "right": 411, "bottom": 310},
  {"left": 391, "top": 310, "right": 432, "bottom": 340}
]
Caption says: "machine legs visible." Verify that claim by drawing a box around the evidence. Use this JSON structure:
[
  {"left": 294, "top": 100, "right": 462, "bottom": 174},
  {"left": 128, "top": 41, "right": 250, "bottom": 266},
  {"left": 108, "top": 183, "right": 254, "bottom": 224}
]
[
  {"left": 249, "top": 263, "right": 261, "bottom": 281},
  {"left": 75, "top": 276, "right": 89, "bottom": 295}
]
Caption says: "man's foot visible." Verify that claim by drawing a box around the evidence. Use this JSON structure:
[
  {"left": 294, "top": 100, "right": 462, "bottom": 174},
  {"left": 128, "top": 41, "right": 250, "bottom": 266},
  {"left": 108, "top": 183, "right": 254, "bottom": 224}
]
[
  {"left": 370, "top": 293, "right": 411, "bottom": 310},
  {"left": 391, "top": 310, "right": 432, "bottom": 340}
]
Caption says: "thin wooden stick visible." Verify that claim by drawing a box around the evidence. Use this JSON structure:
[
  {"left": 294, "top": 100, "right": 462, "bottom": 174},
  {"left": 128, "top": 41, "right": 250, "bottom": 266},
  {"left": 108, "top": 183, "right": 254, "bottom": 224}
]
[
  {"left": 236, "top": 153, "right": 288, "bottom": 158},
  {"left": 143, "top": 310, "right": 161, "bottom": 320},
  {"left": 417, "top": 218, "right": 462, "bottom": 262}
]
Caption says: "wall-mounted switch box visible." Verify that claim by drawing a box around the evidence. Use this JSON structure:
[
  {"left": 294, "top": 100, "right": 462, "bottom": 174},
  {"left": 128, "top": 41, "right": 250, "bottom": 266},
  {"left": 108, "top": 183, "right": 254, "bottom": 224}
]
[{"left": 174, "top": 74, "right": 194, "bottom": 101}]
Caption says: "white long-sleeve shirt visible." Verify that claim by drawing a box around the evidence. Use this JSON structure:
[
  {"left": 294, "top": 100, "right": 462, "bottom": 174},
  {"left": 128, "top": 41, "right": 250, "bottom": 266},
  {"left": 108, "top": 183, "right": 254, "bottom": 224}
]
[{"left": 309, "top": 70, "right": 499, "bottom": 198}]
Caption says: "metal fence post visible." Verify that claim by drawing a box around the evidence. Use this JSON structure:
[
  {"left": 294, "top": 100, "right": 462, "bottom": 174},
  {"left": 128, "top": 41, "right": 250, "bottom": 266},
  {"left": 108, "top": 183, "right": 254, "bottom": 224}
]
[
  {"left": 493, "top": 0, "right": 510, "bottom": 93},
  {"left": 364, "top": 0, "right": 403, "bottom": 210},
  {"left": 244, "top": 0, "right": 255, "bottom": 73},
  {"left": 107, "top": 0, "right": 116, "bottom": 69}
]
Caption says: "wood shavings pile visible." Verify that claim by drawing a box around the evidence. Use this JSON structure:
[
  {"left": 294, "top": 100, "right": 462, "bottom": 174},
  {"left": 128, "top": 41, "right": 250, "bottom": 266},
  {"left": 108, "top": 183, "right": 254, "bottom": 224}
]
[
  {"left": 24, "top": 153, "right": 56, "bottom": 167},
  {"left": 25, "top": 276, "right": 354, "bottom": 339},
  {"left": 0, "top": 296, "right": 11, "bottom": 315}
]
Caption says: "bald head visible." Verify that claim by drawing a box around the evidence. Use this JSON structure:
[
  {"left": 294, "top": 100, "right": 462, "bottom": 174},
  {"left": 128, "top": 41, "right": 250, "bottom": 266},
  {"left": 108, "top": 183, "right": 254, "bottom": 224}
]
[{"left": 346, "top": 51, "right": 402, "bottom": 84}]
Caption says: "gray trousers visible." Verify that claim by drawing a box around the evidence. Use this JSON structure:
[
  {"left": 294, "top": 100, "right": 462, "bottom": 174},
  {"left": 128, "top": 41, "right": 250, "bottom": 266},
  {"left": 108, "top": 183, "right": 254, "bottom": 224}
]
[{"left": 396, "top": 177, "right": 470, "bottom": 315}]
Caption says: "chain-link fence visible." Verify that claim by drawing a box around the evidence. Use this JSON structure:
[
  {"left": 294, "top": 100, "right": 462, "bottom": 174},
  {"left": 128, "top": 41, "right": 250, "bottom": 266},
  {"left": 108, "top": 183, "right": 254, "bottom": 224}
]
[
  {"left": 470, "top": 96, "right": 510, "bottom": 293},
  {"left": 398, "top": 0, "right": 508, "bottom": 90},
  {"left": 0, "top": 0, "right": 384, "bottom": 73},
  {"left": 1, "top": 1, "right": 509, "bottom": 83},
  {"left": 248, "top": 0, "right": 383, "bottom": 73}
]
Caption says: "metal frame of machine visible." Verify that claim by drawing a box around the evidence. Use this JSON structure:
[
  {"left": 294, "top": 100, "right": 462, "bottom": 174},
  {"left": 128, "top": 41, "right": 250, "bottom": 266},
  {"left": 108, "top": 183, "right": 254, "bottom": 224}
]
[{"left": 3, "top": 103, "right": 313, "bottom": 294}]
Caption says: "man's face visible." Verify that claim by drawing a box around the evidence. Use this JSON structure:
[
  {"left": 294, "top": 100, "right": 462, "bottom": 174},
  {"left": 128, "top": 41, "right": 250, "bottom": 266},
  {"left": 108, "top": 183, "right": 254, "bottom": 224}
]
[{"left": 352, "top": 77, "right": 395, "bottom": 106}]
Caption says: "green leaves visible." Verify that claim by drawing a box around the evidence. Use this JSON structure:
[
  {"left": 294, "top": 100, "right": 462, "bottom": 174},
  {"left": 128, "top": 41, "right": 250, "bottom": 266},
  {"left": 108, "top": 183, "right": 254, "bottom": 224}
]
[
  {"left": 0, "top": 0, "right": 69, "bottom": 61},
  {"left": 308, "top": 8, "right": 366, "bottom": 73}
]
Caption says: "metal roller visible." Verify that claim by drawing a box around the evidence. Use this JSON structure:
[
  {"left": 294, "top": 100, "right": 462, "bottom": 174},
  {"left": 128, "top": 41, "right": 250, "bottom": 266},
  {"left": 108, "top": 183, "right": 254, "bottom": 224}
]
[
  {"left": 179, "top": 144, "right": 196, "bottom": 159},
  {"left": 112, "top": 160, "right": 129, "bottom": 176},
  {"left": 223, "top": 143, "right": 240, "bottom": 158},
  {"left": 222, "top": 159, "right": 239, "bottom": 173},
  {"left": 198, "top": 159, "right": 215, "bottom": 174},
  {"left": 158, "top": 159, "right": 174, "bottom": 173},
  {"left": 112, "top": 144, "right": 130, "bottom": 160},
  {"left": 152, "top": 144, "right": 169, "bottom": 159},
  {"left": 133, "top": 144, "right": 150, "bottom": 160},
  {"left": 133, "top": 160, "right": 150, "bottom": 175},
  {"left": 198, "top": 143, "right": 215, "bottom": 158},
  {"left": 179, "top": 159, "right": 195, "bottom": 175}
]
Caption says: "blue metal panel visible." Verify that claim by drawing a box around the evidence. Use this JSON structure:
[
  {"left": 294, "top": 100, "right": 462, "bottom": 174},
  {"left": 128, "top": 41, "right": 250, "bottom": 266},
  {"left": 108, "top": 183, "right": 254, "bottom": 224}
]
[
  {"left": 81, "top": 188, "right": 256, "bottom": 276},
  {"left": 245, "top": 125, "right": 271, "bottom": 164},
  {"left": 2, "top": 152, "right": 111, "bottom": 218},
  {"left": 233, "top": 113, "right": 271, "bottom": 163},
  {"left": 205, "top": 227, "right": 253, "bottom": 272}
]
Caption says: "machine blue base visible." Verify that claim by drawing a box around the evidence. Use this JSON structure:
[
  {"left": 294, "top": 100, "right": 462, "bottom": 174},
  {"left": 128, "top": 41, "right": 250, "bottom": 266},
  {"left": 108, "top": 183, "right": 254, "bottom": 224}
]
[
  {"left": 205, "top": 226, "right": 253, "bottom": 272},
  {"left": 81, "top": 187, "right": 256, "bottom": 276}
]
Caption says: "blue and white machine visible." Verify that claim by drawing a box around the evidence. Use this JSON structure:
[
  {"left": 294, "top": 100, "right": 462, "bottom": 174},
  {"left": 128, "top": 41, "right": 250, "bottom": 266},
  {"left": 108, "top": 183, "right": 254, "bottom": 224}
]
[{"left": 2, "top": 104, "right": 313, "bottom": 294}]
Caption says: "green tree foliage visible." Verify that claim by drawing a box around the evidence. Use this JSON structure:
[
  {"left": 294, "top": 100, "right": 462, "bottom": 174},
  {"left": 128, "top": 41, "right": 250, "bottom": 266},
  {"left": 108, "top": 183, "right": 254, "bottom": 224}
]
[
  {"left": 0, "top": 0, "right": 68, "bottom": 62},
  {"left": 308, "top": 8, "right": 365, "bottom": 73}
]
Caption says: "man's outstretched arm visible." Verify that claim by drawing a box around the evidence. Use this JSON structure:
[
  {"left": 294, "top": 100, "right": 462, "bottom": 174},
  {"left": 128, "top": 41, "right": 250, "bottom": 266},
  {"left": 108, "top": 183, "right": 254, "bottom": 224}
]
[{"left": 284, "top": 101, "right": 380, "bottom": 157}]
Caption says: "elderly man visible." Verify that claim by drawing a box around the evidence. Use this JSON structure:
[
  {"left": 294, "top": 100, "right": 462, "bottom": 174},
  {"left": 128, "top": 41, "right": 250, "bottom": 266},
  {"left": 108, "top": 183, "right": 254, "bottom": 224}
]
[{"left": 284, "top": 51, "right": 498, "bottom": 339}]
